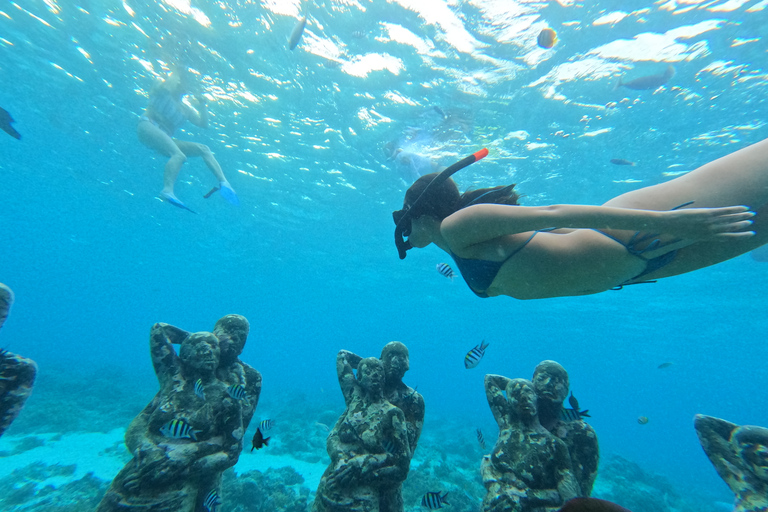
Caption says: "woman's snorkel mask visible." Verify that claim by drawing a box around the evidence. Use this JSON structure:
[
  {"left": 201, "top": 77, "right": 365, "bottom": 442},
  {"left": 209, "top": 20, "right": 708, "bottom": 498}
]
[{"left": 393, "top": 148, "right": 488, "bottom": 259}]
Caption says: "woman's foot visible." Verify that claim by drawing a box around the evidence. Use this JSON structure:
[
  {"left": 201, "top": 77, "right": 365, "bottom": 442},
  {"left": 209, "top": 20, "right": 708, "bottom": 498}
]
[
  {"left": 218, "top": 181, "right": 240, "bottom": 206},
  {"left": 160, "top": 191, "right": 197, "bottom": 214}
]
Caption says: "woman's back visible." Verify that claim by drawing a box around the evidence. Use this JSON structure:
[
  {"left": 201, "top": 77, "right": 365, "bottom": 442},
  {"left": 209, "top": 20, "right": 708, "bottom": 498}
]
[{"left": 465, "top": 229, "right": 646, "bottom": 299}]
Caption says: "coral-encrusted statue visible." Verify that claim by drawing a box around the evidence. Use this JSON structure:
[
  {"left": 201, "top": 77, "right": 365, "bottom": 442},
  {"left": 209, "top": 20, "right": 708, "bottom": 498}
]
[
  {"left": 313, "top": 351, "right": 411, "bottom": 512},
  {"left": 482, "top": 376, "right": 579, "bottom": 512},
  {"left": 0, "top": 283, "right": 37, "bottom": 438},
  {"left": 380, "top": 342, "right": 424, "bottom": 456},
  {"left": 532, "top": 360, "right": 599, "bottom": 496},
  {"left": 98, "top": 315, "right": 261, "bottom": 512},
  {"left": 695, "top": 414, "right": 768, "bottom": 512}
]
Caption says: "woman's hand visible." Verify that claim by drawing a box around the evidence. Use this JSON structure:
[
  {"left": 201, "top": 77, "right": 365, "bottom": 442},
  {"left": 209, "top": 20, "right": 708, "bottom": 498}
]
[{"left": 663, "top": 206, "right": 755, "bottom": 240}]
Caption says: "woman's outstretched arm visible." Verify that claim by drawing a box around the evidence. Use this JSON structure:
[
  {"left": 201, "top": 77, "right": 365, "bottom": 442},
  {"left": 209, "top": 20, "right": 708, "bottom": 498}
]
[{"left": 442, "top": 203, "right": 755, "bottom": 250}]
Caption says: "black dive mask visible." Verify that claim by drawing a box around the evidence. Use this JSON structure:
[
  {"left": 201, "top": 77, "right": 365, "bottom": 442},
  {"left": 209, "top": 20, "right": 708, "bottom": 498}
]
[{"left": 393, "top": 148, "right": 489, "bottom": 260}]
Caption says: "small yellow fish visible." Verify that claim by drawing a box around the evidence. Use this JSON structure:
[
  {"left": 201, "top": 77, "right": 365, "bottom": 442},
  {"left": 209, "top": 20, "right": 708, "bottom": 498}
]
[{"left": 537, "top": 28, "right": 558, "bottom": 49}]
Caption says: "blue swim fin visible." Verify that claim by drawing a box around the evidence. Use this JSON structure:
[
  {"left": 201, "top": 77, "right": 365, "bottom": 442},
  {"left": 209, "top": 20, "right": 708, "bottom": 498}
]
[
  {"left": 160, "top": 192, "right": 197, "bottom": 214},
  {"left": 218, "top": 182, "right": 240, "bottom": 206}
]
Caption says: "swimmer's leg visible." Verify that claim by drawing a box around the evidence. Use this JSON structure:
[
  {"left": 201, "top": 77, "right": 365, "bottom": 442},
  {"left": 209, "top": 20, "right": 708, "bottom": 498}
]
[
  {"left": 137, "top": 120, "right": 188, "bottom": 200},
  {"left": 176, "top": 140, "right": 239, "bottom": 206}
]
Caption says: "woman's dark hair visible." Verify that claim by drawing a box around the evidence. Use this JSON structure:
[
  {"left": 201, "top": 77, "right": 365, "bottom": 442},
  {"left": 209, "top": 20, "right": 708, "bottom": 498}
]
[{"left": 403, "top": 172, "right": 520, "bottom": 221}]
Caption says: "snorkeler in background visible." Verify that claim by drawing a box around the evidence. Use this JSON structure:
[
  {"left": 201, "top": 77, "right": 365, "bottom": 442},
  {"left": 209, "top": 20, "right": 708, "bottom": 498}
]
[
  {"left": 393, "top": 138, "right": 768, "bottom": 300},
  {"left": 137, "top": 68, "right": 239, "bottom": 212}
]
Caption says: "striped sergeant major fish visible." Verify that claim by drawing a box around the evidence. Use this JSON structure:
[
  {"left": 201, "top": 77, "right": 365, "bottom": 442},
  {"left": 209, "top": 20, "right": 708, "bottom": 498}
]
[
  {"left": 464, "top": 340, "right": 489, "bottom": 369},
  {"left": 436, "top": 262, "right": 455, "bottom": 280},
  {"left": 259, "top": 419, "right": 275, "bottom": 431},
  {"left": 227, "top": 384, "right": 247, "bottom": 400},
  {"left": 159, "top": 418, "right": 201, "bottom": 441},
  {"left": 203, "top": 489, "right": 222, "bottom": 512},
  {"left": 476, "top": 428, "right": 486, "bottom": 450},
  {"left": 194, "top": 378, "right": 205, "bottom": 400},
  {"left": 421, "top": 491, "right": 449, "bottom": 509},
  {"left": 560, "top": 407, "right": 590, "bottom": 422}
]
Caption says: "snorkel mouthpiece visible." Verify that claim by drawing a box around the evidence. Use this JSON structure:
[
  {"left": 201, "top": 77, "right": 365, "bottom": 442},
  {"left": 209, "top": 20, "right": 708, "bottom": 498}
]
[{"left": 393, "top": 148, "right": 489, "bottom": 259}]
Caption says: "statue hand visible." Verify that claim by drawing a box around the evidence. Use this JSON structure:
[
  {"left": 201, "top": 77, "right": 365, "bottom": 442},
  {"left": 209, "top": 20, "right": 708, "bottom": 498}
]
[
  {"left": 485, "top": 489, "right": 523, "bottom": 512},
  {"left": 193, "top": 452, "right": 230, "bottom": 473},
  {"left": 124, "top": 448, "right": 188, "bottom": 490},
  {"left": 327, "top": 461, "right": 359, "bottom": 488}
]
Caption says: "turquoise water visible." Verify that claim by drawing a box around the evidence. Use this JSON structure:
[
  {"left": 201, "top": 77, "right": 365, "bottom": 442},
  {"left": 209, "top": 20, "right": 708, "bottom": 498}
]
[{"left": 1, "top": 0, "right": 767, "bottom": 509}]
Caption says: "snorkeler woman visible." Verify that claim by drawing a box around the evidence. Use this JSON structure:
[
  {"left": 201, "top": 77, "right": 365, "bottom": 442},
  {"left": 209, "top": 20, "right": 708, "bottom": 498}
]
[
  {"left": 393, "top": 138, "right": 768, "bottom": 299},
  {"left": 138, "top": 68, "right": 239, "bottom": 212}
]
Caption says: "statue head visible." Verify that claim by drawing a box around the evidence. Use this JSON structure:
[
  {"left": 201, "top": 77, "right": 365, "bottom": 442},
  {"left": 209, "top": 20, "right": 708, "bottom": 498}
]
[
  {"left": 213, "top": 315, "right": 250, "bottom": 366},
  {"left": 358, "top": 357, "right": 385, "bottom": 399},
  {"left": 506, "top": 379, "right": 538, "bottom": 422},
  {"left": 381, "top": 341, "right": 409, "bottom": 383},
  {"left": 733, "top": 426, "right": 768, "bottom": 482},
  {"left": 532, "top": 360, "right": 569, "bottom": 406},
  {"left": 179, "top": 332, "right": 220, "bottom": 376}
]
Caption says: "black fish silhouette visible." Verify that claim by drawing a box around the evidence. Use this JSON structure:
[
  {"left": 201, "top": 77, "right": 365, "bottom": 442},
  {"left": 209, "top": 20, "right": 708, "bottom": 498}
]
[
  {"left": 568, "top": 392, "right": 579, "bottom": 411},
  {"left": 610, "top": 158, "right": 635, "bottom": 166},
  {"left": 251, "top": 427, "right": 270, "bottom": 451},
  {"left": 615, "top": 65, "right": 675, "bottom": 91},
  {"left": 0, "top": 108, "right": 21, "bottom": 139}
]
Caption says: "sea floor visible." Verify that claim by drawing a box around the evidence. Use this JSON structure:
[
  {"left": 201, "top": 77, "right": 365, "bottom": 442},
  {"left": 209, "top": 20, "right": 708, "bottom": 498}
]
[
  {"left": 0, "top": 429, "right": 327, "bottom": 490},
  {"left": 0, "top": 427, "right": 735, "bottom": 512}
]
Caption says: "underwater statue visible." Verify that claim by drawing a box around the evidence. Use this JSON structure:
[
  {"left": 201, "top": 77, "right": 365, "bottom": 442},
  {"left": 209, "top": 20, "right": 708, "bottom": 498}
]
[
  {"left": 694, "top": 414, "right": 768, "bottom": 512},
  {"left": 313, "top": 351, "right": 412, "bottom": 512},
  {"left": 482, "top": 376, "right": 580, "bottom": 512},
  {"left": 532, "top": 360, "right": 599, "bottom": 496},
  {"left": 380, "top": 341, "right": 425, "bottom": 454},
  {"left": 97, "top": 314, "right": 261, "bottom": 512},
  {"left": 0, "top": 283, "right": 37, "bottom": 438}
]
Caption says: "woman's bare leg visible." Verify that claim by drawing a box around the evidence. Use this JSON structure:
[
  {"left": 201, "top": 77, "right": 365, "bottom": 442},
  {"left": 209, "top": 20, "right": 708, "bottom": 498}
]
[
  {"left": 137, "top": 121, "right": 187, "bottom": 197},
  {"left": 174, "top": 140, "right": 226, "bottom": 183},
  {"left": 604, "top": 137, "right": 768, "bottom": 211},
  {"left": 175, "top": 140, "right": 238, "bottom": 205},
  {"left": 602, "top": 137, "right": 768, "bottom": 278}
]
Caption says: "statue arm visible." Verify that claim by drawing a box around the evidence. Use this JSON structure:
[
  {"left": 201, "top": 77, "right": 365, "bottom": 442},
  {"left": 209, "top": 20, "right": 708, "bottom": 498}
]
[
  {"left": 484, "top": 375, "right": 512, "bottom": 429},
  {"left": 336, "top": 350, "right": 362, "bottom": 405},
  {"left": 694, "top": 414, "right": 744, "bottom": 491},
  {"left": 369, "top": 410, "right": 411, "bottom": 485},
  {"left": 149, "top": 323, "right": 189, "bottom": 387},
  {"left": 243, "top": 366, "right": 262, "bottom": 426},
  {"left": 410, "top": 393, "right": 425, "bottom": 453}
]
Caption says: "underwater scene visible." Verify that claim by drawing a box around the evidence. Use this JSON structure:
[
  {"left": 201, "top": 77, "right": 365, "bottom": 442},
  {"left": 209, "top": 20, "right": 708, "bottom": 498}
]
[{"left": 1, "top": 0, "right": 768, "bottom": 510}]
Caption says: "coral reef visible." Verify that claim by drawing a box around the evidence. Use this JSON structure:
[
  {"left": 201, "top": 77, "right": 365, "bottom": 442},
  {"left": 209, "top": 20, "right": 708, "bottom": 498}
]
[
  {"left": 220, "top": 466, "right": 311, "bottom": 512},
  {"left": 0, "top": 462, "right": 108, "bottom": 511}
]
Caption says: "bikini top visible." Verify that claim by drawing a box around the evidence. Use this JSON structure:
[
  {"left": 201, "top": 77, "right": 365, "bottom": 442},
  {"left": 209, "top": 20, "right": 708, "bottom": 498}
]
[{"left": 449, "top": 231, "right": 538, "bottom": 298}]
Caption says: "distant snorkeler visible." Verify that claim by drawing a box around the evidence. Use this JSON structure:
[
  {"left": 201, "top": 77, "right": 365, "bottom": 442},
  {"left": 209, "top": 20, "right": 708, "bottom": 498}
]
[
  {"left": 137, "top": 67, "right": 239, "bottom": 213},
  {"left": 393, "top": 138, "right": 768, "bottom": 300}
]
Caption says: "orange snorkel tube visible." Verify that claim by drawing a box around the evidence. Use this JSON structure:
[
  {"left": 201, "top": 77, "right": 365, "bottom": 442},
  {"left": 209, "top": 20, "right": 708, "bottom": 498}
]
[{"left": 393, "top": 148, "right": 489, "bottom": 259}]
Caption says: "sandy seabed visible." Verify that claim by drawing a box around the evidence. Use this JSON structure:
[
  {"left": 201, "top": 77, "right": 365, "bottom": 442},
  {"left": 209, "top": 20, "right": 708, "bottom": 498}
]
[{"left": 0, "top": 430, "right": 326, "bottom": 491}]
